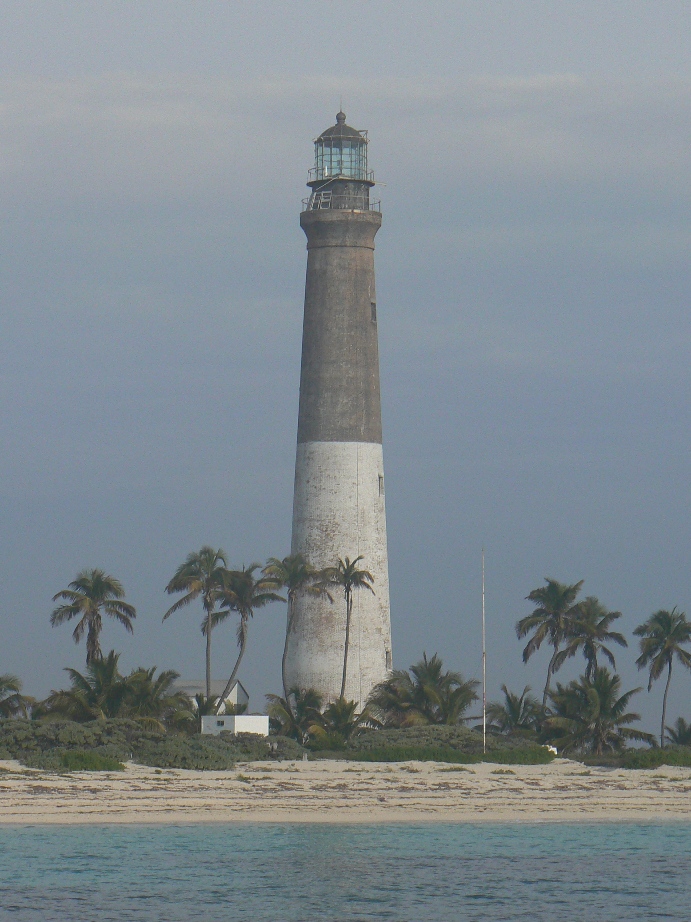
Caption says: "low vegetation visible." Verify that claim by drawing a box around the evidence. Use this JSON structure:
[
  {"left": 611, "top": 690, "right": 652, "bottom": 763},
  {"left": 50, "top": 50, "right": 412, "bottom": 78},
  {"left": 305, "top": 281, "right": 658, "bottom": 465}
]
[
  {"left": 59, "top": 751, "right": 125, "bottom": 772},
  {"left": 4, "top": 564, "right": 691, "bottom": 770},
  {"left": 0, "top": 719, "right": 304, "bottom": 771}
]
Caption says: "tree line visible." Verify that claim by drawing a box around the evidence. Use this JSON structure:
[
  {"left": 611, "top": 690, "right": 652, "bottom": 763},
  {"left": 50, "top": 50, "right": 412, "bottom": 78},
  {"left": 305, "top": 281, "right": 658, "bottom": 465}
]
[
  {"left": 4, "top": 547, "right": 373, "bottom": 720},
  {"left": 3, "top": 557, "right": 691, "bottom": 756}
]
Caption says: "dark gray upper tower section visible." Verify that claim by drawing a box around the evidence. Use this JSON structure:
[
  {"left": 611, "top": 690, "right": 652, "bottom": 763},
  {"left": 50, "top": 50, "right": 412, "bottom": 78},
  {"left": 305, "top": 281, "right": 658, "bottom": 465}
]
[{"left": 297, "top": 112, "right": 383, "bottom": 445}]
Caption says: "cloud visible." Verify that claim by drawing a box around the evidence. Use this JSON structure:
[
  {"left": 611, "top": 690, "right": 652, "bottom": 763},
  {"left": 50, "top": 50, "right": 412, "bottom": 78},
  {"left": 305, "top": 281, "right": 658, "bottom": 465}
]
[{"left": 2, "top": 73, "right": 690, "bottom": 202}]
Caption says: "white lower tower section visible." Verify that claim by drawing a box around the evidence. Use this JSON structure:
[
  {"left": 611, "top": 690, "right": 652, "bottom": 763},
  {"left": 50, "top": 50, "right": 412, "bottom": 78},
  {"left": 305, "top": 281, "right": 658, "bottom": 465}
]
[{"left": 286, "top": 441, "right": 392, "bottom": 708}]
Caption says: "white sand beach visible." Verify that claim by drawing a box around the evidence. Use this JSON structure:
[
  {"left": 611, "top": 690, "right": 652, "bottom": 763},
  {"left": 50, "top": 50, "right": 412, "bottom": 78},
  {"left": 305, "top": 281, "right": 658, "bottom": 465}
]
[{"left": 1, "top": 758, "right": 690, "bottom": 825}]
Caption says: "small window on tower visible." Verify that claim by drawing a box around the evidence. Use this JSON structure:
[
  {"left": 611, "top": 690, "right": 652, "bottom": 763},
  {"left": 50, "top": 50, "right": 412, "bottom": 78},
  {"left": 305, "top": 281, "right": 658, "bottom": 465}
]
[
  {"left": 371, "top": 302, "right": 377, "bottom": 323},
  {"left": 378, "top": 474, "right": 384, "bottom": 496},
  {"left": 385, "top": 649, "right": 392, "bottom": 670}
]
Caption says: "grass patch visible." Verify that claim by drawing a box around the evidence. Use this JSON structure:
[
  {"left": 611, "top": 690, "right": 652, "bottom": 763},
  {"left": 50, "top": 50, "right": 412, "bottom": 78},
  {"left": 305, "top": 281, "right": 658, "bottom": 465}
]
[
  {"left": 439, "top": 765, "right": 473, "bottom": 773},
  {"left": 491, "top": 768, "right": 516, "bottom": 775},
  {"left": 345, "top": 745, "right": 553, "bottom": 765},
  {"left": 60, "top": 751, "right": 124, "bottom": 772}
]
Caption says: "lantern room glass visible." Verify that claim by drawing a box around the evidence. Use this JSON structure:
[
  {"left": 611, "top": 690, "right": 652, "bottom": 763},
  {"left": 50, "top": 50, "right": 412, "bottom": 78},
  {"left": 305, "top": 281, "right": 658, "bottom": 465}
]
[{"left": 314, "top": 137, "right": 368, "bottom": 180}]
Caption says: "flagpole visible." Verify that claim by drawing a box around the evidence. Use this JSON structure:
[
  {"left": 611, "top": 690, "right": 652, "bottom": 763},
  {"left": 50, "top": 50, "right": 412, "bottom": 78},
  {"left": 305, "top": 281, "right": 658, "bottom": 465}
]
[{"left": 482, "top": 547, "right": 486, "bottom": 755}]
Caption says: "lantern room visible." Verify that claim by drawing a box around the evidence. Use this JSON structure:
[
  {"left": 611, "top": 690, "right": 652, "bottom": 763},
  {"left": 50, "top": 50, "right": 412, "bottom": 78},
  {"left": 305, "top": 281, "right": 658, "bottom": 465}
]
[
  {"left": 305, "top": 111, "right": 378, "bottom": 212},
  {"left": 311, "top": 111, "right": 372, "bottom": 181}
]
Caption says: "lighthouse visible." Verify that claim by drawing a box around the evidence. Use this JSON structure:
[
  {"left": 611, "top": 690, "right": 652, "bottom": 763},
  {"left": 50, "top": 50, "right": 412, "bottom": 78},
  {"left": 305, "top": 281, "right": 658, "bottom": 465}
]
[{"left": 284, "top": 112, "right": 393, "bottom": 708}]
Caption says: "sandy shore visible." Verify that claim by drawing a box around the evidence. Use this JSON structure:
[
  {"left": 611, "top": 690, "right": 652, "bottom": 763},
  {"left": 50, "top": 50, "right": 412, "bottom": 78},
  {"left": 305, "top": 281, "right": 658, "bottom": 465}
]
[{"left": 1, "top": 758, "right": 690, "bottom": 825}]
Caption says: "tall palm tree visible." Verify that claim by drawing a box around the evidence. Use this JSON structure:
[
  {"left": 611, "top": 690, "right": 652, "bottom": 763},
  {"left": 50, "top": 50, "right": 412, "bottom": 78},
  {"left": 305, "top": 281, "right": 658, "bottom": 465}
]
[
  {"left": 262, "top": 555, "right": 332, "bottom": 704},
  {"left": 266, "top": 686, "right": 323, "bottom": 743},
  {"left": 367, "top": 653, "right": 479, "bottom": 727},
  {"left": 213, "top": 564, "right": 285, "bottom": 711},
  {"left": 43, "top": 650, "right": 129, "bottom": 721},
  {"left": 516, "top": 578, "right": 584, "bottom": 707},
  {"left": 163, "top": 547, "right": 227, "bottom": 699},
  {"left": 51, "top": 569, "right": 136, "bottom": 665},
  {"left": 554, "top": 596, "right": 628, "bottom": 681},
  {"left": 0, "top": 674, "right": 31, "bottom": 718},
  {"left": 666, "top": 717, "right": 691, "bottom": 747},
  {"left": 321, "top": 556, "right": 375, "bottom": 699},
  {"left": 634, "top": 607, "right": 691, "bottom": 747},
  {"left": 486, "top": 685, "right": 542, "bottom": 735},
  {"left": 545, "top": 667, "right": 654, "bottom": 755}
]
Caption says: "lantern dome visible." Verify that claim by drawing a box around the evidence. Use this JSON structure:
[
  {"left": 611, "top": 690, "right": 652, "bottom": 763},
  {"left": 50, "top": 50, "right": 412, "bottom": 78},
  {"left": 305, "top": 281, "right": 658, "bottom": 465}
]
[{"left": 310, "top": 111, "right": 373, "bottom": 184}]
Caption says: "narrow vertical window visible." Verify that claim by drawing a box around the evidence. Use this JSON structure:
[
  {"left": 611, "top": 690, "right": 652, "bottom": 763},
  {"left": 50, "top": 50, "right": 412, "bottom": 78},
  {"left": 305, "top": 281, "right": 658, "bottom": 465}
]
[
  {"left": 385, "top": 649, "right": 392, "bottom": 670},
  {"left": 371, "top": 301, "right": 377, "bottom": 323},
  {"left": 378, "top": 475, "right": 384, "bottom": 496}
]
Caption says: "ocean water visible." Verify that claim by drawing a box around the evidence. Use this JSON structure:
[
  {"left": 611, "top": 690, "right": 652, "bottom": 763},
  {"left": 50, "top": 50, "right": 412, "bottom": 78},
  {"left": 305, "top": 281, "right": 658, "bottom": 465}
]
[{"left": 0, "top": 822, "right": 689, "bottom": 921}]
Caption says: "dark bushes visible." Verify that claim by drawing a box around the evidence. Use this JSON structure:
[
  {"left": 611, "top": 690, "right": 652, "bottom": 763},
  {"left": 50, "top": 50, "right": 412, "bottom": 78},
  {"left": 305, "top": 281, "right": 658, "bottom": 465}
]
[
  {"left": 0, "top": 720, "right": 305, "bottom": 770},
  {"left": 348, "top": 725, "right": 539, "bottom": 754}
]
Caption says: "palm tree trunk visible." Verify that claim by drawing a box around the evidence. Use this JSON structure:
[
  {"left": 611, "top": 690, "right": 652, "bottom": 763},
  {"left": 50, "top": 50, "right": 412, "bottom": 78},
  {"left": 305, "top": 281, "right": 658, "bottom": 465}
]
[
  {"left": 542, "top": 646, "right": 560, "bottom": 709},
  {"left": 216, "top": 617, "right": 248, "bottom": 713},
  {"left": 661, "top": 660, "right": 673, "bottom": 748},
  {"left": 86, "top": 625, "right": 101, "bottom": 666},
  {"left": 282, "top": 594, "right": 294, "bottom": 708},
  {"left": 205, "top": 615, "right": 212, "bottom": 700},
  {"left": 340, "top": 590, "right": 352, "bottom": 700}
]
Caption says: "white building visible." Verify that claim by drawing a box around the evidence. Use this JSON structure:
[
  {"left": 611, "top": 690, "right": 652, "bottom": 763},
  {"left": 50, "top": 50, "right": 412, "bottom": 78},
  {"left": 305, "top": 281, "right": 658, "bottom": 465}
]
[{"left": 201, "top": 714, "right": 269, "bottom": 737}]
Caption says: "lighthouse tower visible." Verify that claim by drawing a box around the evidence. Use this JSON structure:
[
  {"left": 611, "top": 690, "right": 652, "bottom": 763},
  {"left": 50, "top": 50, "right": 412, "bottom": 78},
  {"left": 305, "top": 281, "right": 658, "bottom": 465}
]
[{"left": 284, "top": 112, "right": 392, "bottom": 708}]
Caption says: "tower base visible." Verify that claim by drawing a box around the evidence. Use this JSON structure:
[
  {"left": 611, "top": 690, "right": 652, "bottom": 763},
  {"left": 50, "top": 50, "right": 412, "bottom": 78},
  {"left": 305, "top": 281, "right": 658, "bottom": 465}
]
[{"left": 285, "top": 440, "right": 392, "bottom": 708}]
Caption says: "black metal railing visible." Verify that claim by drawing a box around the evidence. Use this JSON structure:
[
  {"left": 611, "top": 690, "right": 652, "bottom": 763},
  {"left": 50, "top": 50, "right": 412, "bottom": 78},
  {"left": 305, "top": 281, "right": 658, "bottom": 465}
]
[
  {"left": 308, "top": 167, "right": 375, "bottom": 183},
  {"left": 302, "top": 193, "right": 381, "bottom": 212}
]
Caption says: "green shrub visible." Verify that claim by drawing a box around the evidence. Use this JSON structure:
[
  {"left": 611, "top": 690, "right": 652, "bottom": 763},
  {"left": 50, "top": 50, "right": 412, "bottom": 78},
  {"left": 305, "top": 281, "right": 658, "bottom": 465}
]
[
  {"left": 621, "top": 747, "right": 691, "bottom": 769},
  {"left": 60, "top": 751, "right": 124, "bottom": 771}
]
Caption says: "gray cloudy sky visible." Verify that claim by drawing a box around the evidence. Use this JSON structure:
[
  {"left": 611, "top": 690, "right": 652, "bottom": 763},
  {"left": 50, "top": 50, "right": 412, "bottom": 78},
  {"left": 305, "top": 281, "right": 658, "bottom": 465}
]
[{"left": 2, "top": 2, "right": 691, "bottom": 732}]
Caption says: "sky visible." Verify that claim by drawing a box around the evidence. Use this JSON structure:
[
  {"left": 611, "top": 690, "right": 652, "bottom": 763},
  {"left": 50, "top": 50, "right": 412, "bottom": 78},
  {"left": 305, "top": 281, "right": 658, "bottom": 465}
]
[{"left": 2, "top": 1, "right": 691, "bottom": 734}]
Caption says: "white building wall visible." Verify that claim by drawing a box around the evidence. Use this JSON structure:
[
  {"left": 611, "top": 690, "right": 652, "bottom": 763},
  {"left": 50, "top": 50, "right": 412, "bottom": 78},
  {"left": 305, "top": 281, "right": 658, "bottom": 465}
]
[
  {"left": 286, "top": 440, "right": 392, "bottom": 708},
  {"left": 201, "top": 715, "right": 269, "bottom": 736}
]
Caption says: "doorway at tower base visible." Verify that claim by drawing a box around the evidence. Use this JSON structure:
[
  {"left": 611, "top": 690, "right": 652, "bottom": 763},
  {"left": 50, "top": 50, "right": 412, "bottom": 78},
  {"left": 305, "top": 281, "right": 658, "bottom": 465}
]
[{"left": 286, "top": 440, "right": 392, "bottom": 708}]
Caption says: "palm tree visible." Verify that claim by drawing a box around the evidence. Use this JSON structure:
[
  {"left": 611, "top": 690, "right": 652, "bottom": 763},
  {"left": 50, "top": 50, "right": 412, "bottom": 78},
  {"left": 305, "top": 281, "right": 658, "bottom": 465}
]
[
  {"left": 266, "top": 686, "right": 323, "bottom": 743},
  {"left": 308, "top": 697, "right": 366, "bottom": 750},
  {"left": 546, "top": 667, "right": 654, "bottom": 755},
  {"left": 666, "top": 717, "right": 691, "bottom": 747},
  {"left": 163, "top": 547, "right": 227, "bottom": 699},
  {"left": 43, "top": 650, "right": 129, "bottom": 721},
  {"left": 186, "top": 693, "right": 221, "bottom": 733},
  {"left": 321, "top": 556, "right": 375, "bottom": 699},
  {"left": 634, "top": 607, "right": 691, "bottom": 747},
  {"left": 486, "top": 685, "right": 542, "bottom": 735},
  {"left": 262, "top": 555, "right": 332, "bottom": 704},
  {"left": 0, "top": 674, "right": 31, "bottom": 718},
  {"left": 516, "top": 578, "right": 584, "bottom": 707},
  {"left": 213, "top": 565, "right": 285, "bottom": 711},
  {"left": 51, "top": 569, "right": 136, "bottom": 665},
  {"left": 367, "top": 653, "right": 479, "bottom": 727},
  {"left": 554, "top": 596, "right": 628, "bottom": 681},
  {"left": 125, "top": 666, "right": 190, "bottom": 731}
]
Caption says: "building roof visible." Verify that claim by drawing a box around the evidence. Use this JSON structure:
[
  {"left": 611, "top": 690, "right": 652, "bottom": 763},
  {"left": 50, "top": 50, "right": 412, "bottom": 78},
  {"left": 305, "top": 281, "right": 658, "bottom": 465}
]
[
  {"left": 317, "top": 111, "right": 365, "bottom": 142},
  {"left": 174, "top": 680, "right": 249, "bottom": 702}
]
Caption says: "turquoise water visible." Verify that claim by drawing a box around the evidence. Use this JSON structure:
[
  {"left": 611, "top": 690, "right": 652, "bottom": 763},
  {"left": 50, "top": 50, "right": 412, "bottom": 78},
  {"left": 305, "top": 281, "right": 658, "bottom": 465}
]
[{"left": 1, "top": 823, "right": 689, "bottom": 921}]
